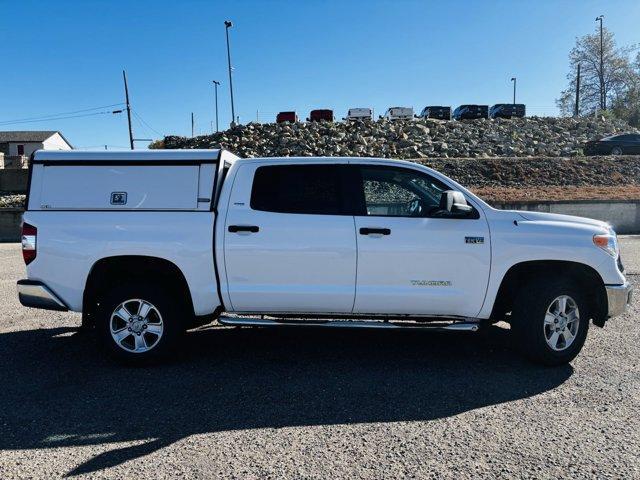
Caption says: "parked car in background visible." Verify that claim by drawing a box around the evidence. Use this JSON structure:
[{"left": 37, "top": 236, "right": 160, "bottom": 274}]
[
  {"left": 18, "top": 149, "right": 632, "bottom": 366},
  {"left": 490, "top": 104, "right": 526, "bottom": 119},
  {"left": 307, "top": 109, "right": 334, "bottom": 122},
  {"left": 276, "top": 111, "right": 298, "bottom": 123},
  {"left": 417, "top": 106, "right": 451, "bottom": 120},
  {"left": 584, "top": 133, "right": 640, "bottom": 155},
  {"left": 453, "top": 105, "right": 489, "bottom": 120},
  {"left": 344, "top": 108, "right": 373, "bottom": 121},
  {"left": 382, "top": 107, "right": 414, "bottom": 121}
]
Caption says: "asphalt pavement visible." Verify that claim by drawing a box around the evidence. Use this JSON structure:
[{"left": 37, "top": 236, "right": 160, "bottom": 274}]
[{"left": 0, "top": 240, "right": 638, "bottom": 479}]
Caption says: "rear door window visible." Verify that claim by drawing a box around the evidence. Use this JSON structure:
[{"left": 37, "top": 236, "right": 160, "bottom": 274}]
[{"left": 250, "top": 164, "right": 346, "bottom": 215}]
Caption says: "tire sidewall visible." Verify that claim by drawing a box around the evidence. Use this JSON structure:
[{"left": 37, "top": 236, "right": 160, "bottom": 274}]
[
  {"left": 97, "top": 283, "right": 183, "bottom": 364},
  {"left": 513, "top": 279, "right": 590, "bottom": 366}
]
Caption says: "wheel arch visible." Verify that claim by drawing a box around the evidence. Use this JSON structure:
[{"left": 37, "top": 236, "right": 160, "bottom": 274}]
[
  {"left": 82, "top": 255, "right": 195, "bottom": 329},
  {"left": 490, "top": 260, "right": 608, "bottom": 326}
]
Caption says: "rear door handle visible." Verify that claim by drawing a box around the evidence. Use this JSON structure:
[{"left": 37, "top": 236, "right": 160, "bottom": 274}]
[
  {"left": 228, "top": 225, "right": 259, "bottom": 233},
  {"left": 359, "top": 227, "right": 391, "bottom": 236}
]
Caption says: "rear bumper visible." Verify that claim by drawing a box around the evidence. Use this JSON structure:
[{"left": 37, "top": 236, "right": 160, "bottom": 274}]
[
  {"left": 606, "top": 282, "right": 633, "bottom": 318},
  {"left": 17, "top": 280, "right": 68, "bottom": 311}
]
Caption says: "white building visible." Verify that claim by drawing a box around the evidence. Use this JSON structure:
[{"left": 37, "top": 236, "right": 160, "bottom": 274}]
[{"left": 0, "top": 131, "right": 73, "bottom": 158}]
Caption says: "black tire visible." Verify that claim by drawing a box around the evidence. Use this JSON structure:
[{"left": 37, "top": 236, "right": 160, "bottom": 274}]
[
  {"left": 96, "top": 282, "right": 185, "bottom": 364},
  {"left": 611, "top": 146, "right": 623, "bottom": 155},
  {"left": 511, "top": 277, "right": 590, "bottom": 366}
]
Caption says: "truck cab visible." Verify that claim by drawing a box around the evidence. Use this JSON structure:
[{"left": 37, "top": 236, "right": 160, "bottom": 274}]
[
  {"left": 18, "top": 150, "right": 632, "bottom": 365},
  {"left": 307, "top": 109, "right": 334, "bottom": 122},
  {"left": 276, "top": 111, "right": 298, "bottom": 123}
]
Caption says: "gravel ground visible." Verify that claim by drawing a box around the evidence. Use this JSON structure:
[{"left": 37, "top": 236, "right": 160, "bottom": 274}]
[{"left": 0, "top": 241, "right": 638, "bottom": 479}]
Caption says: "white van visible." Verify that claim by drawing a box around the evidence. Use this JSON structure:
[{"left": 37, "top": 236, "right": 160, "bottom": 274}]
[
  {"left": 344, "top": 108, "right": 373, "bottom": 121},
  {"left": 383, "top": 107, "right": 414, "bottom": 121}
]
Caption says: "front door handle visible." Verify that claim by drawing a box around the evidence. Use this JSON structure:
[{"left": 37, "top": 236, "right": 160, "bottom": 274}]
[
  {"left": 359, "top": 227, "right": 391, "bottom": 235},
  {"left": 228, "top": 225, "right": 259, "bottom": 233}
]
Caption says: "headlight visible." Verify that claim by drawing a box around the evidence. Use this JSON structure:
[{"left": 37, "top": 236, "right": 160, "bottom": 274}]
[{"left": 593, "top": 233, "right": 619, "bottom": 257}]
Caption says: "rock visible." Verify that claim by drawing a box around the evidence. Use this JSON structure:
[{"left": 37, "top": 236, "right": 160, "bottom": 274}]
[{"left": 158, "top": 117, "right": 636, "bottom": 160}]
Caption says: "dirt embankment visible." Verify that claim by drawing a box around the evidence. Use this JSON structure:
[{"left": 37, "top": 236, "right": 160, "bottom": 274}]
[{"left": 412, "top": 156, "right": 640, "bottom": 202}]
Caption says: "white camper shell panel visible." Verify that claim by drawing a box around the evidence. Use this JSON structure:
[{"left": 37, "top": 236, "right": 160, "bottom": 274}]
[
  {"left": 39, "top": 165, "right": 199, "bottom": 210},
  {"left": 28, "top": 149, "right": 239, "bottom": 211}
]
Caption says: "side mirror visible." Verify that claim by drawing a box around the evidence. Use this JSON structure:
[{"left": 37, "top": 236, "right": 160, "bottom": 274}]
[{"left": 440, "top": 190, "right": 472, "bottom": 215}]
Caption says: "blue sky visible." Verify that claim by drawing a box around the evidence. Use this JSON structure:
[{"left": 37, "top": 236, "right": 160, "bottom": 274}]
[{"left": 1, "top": 0, "right": 639, "bottom": 149}]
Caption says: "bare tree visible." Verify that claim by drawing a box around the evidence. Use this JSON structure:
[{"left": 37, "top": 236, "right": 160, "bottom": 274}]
[{"left": 557, "top": 27, "right": 635, "bottom": 116}]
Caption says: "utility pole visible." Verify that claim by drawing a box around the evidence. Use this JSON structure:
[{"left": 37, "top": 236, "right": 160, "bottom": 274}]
[
  {"left": 596, "top": 15, "right": 605, "bottom": 110},
  {"left": 510, "top": 77, "right": 516, "bottom": 104},
  {"left": 191, "top": 112, "right": 195, "bottom": 138},
  {"left": 212, "top": 80, "right": 221, "bottom": 132},
  {"left": 574, "top": 63, "right": 581, "bottom": 117},
  {"left": 122, "top": 70, "right": 134, "bottom": 150},
  {"left": 224, "top": 20, "right": 236, "bottom": 127},
  {"left": 256, "top": 109, "right": 259, "bottom": 123}
]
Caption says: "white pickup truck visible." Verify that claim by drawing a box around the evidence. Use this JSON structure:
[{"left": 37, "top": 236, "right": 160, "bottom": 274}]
[{"left": 18, "top": 149, "right": 632, "bottom": 365}]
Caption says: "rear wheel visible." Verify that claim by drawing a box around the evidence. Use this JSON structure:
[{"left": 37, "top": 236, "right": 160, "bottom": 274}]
[
  {"left": 511, "top": 278, "right": 589, "bottom": 366},
  {"left": 611, "top": 146, "right": 623, "bottom": 155},
  {"left": 97, "top": 283, "right": 184, "bottom": 364}
]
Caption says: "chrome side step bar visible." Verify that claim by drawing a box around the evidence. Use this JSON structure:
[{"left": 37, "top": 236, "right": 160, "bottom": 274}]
[{"left": 218, "top": 316, "right": 479, "bottom": 332}]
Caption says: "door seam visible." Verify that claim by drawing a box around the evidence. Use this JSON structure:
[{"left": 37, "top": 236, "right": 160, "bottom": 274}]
[{"left": 351, "top": 215, "right": 358, "bottom": 313}]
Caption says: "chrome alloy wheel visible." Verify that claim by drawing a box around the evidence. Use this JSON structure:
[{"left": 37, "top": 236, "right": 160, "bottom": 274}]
[
  {"left": 110, "top": 299, "right": 164, "bottom": 353},
  {"left": 543, "top": 295, "right": 580, "bottom": 351}
]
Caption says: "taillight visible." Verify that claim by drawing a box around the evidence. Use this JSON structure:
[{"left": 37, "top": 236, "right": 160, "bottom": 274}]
[{"left": 22, "top": 222, "right": 37, "bottom": 265}]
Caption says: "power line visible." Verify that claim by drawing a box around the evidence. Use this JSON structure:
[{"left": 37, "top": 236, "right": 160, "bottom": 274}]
[
  {"left": 0, "top": 110, "right": 123, "bottom": 126},
  {"left": 0, "top": 103, "right": 124, "bottom": 125},
  {"left": 132, "top": 109, "right": 164, "bottom": 137}
]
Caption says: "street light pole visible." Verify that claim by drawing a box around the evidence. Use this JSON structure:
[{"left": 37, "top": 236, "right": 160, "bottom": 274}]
[
  {"left": 596, "top": 15, "right": 605, "bottom": 110},
  {"left": 212, "top": 80, "right": 221, "bottom": 132},
  {"left": 224, "top": 20, "right": 236, "bottom": 127},
  {"left": 510, "top": 77, "right": 516, "bottom": 104}
]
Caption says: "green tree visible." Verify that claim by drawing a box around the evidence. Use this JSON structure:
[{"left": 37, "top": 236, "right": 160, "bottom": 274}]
[{"left": 557, "top": 27, "right": 636, "bottom": 118}]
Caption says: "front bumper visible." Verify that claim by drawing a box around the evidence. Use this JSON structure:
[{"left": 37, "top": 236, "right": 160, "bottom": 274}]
[
  {"left": 606, "top": 282, "right": 633, "bottom": 318},
  {"left": 17, "top": 280, "right": 68, "bottom": 311}
]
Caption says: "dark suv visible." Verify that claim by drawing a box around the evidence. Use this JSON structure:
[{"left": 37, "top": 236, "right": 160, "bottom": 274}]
[
  {"left": 453, "top": 105, "right": 488, "bottom": 120},
  {"left": 418, "top": 106, "right": 451, "bottom": 120},
  {"left": 490, "top": 104, "right": 526, "bottom": 119}
]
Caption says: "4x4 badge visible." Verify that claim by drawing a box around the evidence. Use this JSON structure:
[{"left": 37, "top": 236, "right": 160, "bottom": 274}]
[{"left": 465, "top": 236, "right": 484, "bottom": 244}]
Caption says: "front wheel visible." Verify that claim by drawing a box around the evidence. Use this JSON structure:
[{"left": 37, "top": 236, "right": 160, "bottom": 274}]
[
  {"left": 511, "top": 278, "right": 589, "bottom": 366},
  {"left": 97, "top": 283, "right": 184, "bottom": 364}
]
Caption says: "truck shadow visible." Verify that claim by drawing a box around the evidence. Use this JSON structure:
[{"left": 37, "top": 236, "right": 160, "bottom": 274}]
[{"left": 0, "top": 324, "right": 572, "bottom": 476}]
